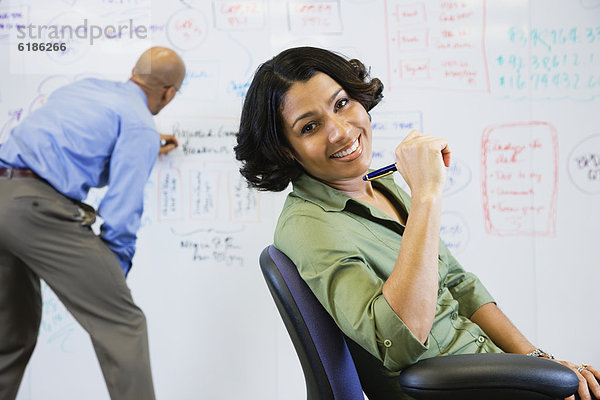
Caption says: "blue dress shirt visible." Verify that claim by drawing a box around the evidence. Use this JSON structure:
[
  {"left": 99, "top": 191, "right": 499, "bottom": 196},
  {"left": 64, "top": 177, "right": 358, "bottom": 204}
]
[{"left": 0, "top": 78, "right": 159, "bottom": 275}]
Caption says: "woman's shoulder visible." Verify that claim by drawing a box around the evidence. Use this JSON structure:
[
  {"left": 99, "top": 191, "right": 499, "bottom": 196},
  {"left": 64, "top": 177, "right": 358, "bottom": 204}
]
[
  {"left": 274, "top": 191, "right": 350, "bottom": 249},
  {"left": 276, "top": 192, "right": 336, "bottom": 230}
]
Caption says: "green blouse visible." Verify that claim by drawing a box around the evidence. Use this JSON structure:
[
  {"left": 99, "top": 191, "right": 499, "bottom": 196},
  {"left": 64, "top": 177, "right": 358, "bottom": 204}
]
[{"left": 274, "top": 173, "right": 502, "bottom": 373}]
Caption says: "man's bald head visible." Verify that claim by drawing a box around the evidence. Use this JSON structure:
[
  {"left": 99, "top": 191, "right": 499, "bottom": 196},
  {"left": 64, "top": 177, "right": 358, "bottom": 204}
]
[
  {"left": 131, "top": 47, "right": 186, "bottom": 92},
  {"left": 130, "top": 47, "right": 186, "bottom": 115}
]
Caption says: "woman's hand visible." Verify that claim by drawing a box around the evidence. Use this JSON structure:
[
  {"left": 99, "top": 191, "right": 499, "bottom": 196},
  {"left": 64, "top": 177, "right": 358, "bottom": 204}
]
[
  {"left": 394, "top": 130, "right": 451, "bottom": 199},
  {"left": 554, "top": 360, "right": 600, "bottom": 400}
]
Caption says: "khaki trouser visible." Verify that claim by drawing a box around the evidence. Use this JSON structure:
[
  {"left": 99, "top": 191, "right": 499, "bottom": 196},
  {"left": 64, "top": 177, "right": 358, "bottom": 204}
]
[{"left": 0, "top": 176, "right": 155, "bottom": 400}]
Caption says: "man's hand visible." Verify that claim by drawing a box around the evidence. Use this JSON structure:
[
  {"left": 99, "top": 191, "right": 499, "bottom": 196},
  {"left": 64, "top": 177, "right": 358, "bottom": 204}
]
[{"left": 159, "top": 133, "right": 178, "bottom": 156}]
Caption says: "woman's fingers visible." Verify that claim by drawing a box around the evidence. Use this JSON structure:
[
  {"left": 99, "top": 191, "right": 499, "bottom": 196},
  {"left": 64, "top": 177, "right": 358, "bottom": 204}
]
[
  {"left": 555, "top": 359, "right": 593, "bottom": 400},
  {"left": 582, "top": 365, "right": 600, "bottom": 399},
  {"left": 394, "top": 130, "right": 450, "bottom": 197}
]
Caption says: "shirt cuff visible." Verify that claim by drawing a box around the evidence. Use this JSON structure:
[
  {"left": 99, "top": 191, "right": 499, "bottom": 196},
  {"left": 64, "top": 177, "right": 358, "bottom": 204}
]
[
  {"left": 373, "top": 295, "right": 429, "bottom": 372},
  {"left": 114, "top": 252, "right": 132, "bottom": 276}
]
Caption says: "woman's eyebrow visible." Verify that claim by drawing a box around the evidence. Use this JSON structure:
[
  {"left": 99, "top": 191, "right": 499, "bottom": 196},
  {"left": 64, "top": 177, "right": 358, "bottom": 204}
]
[
  {"left": 328, "top": 88, "right": 344, "bottom": 104},
  {"left": 291, "top": 111, "right": 314, "bottom": 129},
  {"left": 291, "top": 88, "right": 344, "bottom": 129}
]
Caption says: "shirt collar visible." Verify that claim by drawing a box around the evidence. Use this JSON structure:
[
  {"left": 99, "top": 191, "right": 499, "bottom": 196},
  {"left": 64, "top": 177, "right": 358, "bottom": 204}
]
[
  {"left": 290, "top": 172, "right": 402, "bottom": 213},
  {"left": 125, "top": 79, "right": 149, "bottom": 107}
]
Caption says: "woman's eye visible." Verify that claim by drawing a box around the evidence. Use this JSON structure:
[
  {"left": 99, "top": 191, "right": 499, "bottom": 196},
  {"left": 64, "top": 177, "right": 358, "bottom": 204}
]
[
  {"left": 301, "top": 122, "right": 317, "bottom": 134},
  {"left": 335, "top": 98, "right": 349, "bottom": 110}
]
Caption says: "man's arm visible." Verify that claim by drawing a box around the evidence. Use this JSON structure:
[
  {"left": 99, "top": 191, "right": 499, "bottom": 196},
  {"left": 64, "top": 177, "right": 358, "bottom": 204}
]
[{"left": 98, "top": 126, "right": 159, "bottom": 275}]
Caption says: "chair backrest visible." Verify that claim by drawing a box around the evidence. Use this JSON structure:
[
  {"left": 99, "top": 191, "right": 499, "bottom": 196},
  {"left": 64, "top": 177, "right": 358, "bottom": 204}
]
[{"left": 259, "top": 245, "right": 364, "bottom": 400}]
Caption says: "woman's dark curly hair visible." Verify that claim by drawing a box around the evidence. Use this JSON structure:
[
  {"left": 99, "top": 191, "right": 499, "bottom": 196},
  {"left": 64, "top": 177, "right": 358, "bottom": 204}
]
[{"left": 234, "top": 46, "right": 384, "bottom": 192}]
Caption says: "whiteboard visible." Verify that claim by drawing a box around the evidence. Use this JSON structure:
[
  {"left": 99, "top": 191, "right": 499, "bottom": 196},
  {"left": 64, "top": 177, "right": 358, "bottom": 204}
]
[{"left": 1, "top": 0, "right": 599, "bottom": 399}]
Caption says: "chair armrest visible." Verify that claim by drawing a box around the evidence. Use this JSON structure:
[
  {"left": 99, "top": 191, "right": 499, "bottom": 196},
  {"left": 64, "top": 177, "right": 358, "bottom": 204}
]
[{"left": 398, "top": 353, "right": 579, "bottom": 400}]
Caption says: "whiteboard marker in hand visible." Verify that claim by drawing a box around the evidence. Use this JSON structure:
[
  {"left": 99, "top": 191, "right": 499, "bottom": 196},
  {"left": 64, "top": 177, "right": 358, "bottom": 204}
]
[{"left": 159, "top": 134, "right": 179, "bottom": 156}]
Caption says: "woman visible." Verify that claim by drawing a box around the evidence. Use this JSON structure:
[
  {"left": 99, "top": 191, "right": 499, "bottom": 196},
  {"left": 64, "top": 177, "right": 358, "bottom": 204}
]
[{"left": 234, "top": 46, "right": 598, "bottom": 399}]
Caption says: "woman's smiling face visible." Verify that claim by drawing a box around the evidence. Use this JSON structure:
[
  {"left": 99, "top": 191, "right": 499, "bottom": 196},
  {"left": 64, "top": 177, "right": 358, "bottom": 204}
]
[{"left": 280, "top": 72, "right": 373, "bottom": 187}]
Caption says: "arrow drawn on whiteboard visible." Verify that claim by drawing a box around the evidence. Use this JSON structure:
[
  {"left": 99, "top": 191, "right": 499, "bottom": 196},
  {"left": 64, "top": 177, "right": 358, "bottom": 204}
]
[{"left": 170, "top": 226, "right": 246, "bottom": 236}]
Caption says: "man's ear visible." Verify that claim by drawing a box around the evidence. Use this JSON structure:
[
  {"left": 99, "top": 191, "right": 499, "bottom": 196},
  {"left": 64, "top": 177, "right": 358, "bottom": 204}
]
[{"left": 165, "top": 86, "right": 177, "bottom": 102}]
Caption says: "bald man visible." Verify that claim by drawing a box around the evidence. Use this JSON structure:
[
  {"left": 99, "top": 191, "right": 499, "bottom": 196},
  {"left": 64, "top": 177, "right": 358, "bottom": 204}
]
[{"left": 0, "top": 47, "right": 185, "bottom": 400}]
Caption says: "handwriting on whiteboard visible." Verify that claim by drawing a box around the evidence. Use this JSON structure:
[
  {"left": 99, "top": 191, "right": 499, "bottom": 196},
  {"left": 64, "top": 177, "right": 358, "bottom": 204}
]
[
  {"left": 288, "top": 0, "right": 343, "bottom": 34},
  {"left": 171, "top": 122, "right": 237, "bottom": 156},
  {"left": 172, "top": 227, "right": 246, "bottom": 267},
  {"left": 494, "top": 25, "right": 600, "bottom": 101},
  {"left": 481, "top": 121, "right": 558, "bottom": 236},
  {"left": 179, "top": 61, "right": 220, "bottom": 102},
  {"left": 166, "top": 8, "right": 208, "bottom": 51},
  {"left": 157, "top": 165, "right": 260, "bottom": 223},
  {"left": 384, "top": 0, "right": 489, "bottom": 92},
  {"left": 0, "top": 5, "right": 28, "bottom": 41},
  {"left": 213, "top": 0, "right": 266, "bottom": 31},
  {"left": 155, "top": 118, "right": 260, "bottom": 222},
  {"left": 440, "top": 211, "right": 470, "bottom": 254},
  {"left": 445, "top": 158, "right": 472, "bottom": 196},
  {"left": 568, "top": 134, "right": 600, "bottom": 194}
]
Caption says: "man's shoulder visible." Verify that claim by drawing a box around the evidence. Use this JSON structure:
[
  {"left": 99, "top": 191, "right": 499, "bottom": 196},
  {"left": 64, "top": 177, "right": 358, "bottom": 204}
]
[
  {"left": 65, "top": 77, "right": 116, "bottom": 90},
  {"left": 50, "top": 78, "right": 120, "bottom": 102},
  {"left": 72, "top": 79, "right": 150, "bottom": 118}
]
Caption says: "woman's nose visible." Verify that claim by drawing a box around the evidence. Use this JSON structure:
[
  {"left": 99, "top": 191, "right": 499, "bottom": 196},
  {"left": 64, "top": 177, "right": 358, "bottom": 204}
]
[{"left": 327, "top": 117, "right": 352, "bottom": 143}]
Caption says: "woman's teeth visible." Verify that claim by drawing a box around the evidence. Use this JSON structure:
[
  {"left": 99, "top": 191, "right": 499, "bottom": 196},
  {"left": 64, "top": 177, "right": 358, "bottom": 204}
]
[{"left": 331, "top": 137, "right": 359, "bottom": 158}]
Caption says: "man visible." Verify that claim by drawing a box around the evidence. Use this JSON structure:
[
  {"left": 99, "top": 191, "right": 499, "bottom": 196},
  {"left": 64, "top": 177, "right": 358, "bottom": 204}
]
[{"left": 0, "top": 46, "right": 186, "bottom": 400}]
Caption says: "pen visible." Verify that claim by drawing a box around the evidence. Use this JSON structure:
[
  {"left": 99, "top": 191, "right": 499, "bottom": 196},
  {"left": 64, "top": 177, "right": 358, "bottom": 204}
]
[
  {"left": 363, "top": 163, "right": 397, "bottom": 181},
  {"left": 160, "top": 139, "right": 168, "bottom": 147}
]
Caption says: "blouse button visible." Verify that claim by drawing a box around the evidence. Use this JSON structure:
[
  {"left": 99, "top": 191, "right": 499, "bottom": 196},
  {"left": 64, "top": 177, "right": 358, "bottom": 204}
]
[
  {"left": 451, "top": 311, "right": 458, "bottom": 320},
  {"left": 477, "top": 335, "right": 486, "bottom": 344},
  {"left": 383, "top": 339, "right": 393, "bottom": 348}
]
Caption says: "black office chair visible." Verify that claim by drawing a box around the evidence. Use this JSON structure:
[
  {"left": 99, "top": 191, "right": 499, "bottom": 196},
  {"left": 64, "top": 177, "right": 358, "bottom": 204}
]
[{"left": 260, "top": 245, "right": 580, "bottom": 400}]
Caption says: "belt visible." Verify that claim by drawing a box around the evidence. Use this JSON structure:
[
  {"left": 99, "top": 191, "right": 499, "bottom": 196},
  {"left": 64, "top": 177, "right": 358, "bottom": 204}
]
[{"left": 0, "top": 167, "right": 41, "bottom": 179}]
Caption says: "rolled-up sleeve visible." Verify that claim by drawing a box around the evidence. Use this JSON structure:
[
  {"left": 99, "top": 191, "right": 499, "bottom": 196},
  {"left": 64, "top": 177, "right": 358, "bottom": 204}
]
[
  {"left": 440, "top": 243, "right": 495, "bottom": 318},
  {"left": 371, "top": 295, "right": 429, "bottom": 371},
  {"left": 275, "top": 210, "right": 429, "bottom": 372}
]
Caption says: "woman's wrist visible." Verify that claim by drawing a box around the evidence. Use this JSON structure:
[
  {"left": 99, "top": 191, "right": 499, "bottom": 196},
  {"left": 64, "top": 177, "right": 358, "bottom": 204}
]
[{"left": 526, "top": 348, "right": 555, "bottom": 359}]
